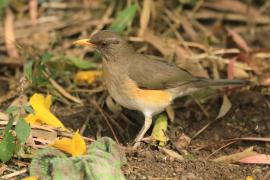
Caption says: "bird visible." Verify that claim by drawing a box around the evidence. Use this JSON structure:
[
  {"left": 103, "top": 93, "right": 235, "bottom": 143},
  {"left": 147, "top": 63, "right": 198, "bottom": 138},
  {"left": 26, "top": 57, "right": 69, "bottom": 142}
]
[{"left": 74, "top": 30, "right": 247, "bottom": 148}]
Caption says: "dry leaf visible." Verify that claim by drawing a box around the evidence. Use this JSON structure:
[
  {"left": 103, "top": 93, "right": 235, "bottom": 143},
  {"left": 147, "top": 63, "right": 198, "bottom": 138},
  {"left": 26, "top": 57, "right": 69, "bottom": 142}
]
[
  {"left": 105, "top": 96, "right": 122, "bottom": 115},
  {"left": 165, "top": 105, "right": 175, "bottom": 122},
  {"left": 216, "top": 95, "right": 231, "bottom": 120},
  {"left": 160, "top": 147, "right": 184, "bottom": 161},
  {"left": 4, "top": 8, "right": 19, "bottom": 58},
  {"left": 213, "top": 146, "right": 256, "bottom": 163},
  {"left": 233, "top": 66, "right": 249, "bottom": 79},
  {"left": 29, "top": 0, "right": 38, "bottom": 26},
  {"left": 138, "top": 0, "right": 152, "bottom": 37},
  {"left": 227, "top": 58, "right": 236, "bottom": 79},
  {"left": 239, "top": 154, "right": 270, "bottom": 165},
  {"left": 174, "top": 133, "right": 191, "bottom": 150},
  {"left": 203, "top": 0, "right": 261, "bottom": 17},
  {"left": 228, "top": 29, "right": 251, "bottom": 53},
  {"left": 0, "top": 112, "right": 9, "bottom": 121}
]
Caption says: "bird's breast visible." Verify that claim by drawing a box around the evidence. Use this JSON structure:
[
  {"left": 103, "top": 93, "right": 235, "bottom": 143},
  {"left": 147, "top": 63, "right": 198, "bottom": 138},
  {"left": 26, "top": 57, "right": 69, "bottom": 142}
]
[{"left": 102, "top": 61, "right": 173, "bottom": 114}]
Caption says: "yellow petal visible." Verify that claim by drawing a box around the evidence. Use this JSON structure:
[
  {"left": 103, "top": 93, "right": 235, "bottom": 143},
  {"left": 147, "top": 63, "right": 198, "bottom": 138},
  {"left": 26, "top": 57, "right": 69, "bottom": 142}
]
[
  {"left": 22, "top": 176, "right": 38, "bottom": 180},
  {"left": 52, "top": 137, "right": 73, "bottom": 154},
  {"left": 52, "top": 131, "right": 86, "bottom": 156},
  {"left": 75, "top": 71, "right": 102, "bottom": 85},
  {"left": 28, "top": 93, "right": 66, "bottom": 129},
  {"left": 25, "top": 114, "right": 39, "bottom": 124},
  {"left": 71, "top": 131, "right": 86, "bottom": 156},
  {"left": 151, "top": 115, "right": 168, "bottom": 146},
  {"left": 44, "top": 94, "right": 52, "bottom": 109}
]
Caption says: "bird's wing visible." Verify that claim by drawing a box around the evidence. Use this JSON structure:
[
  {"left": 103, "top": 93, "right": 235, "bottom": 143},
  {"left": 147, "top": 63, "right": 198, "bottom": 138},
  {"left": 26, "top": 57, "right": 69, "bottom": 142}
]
[{"left": 127, "top": 54, "right": 199, "bottom": 90}]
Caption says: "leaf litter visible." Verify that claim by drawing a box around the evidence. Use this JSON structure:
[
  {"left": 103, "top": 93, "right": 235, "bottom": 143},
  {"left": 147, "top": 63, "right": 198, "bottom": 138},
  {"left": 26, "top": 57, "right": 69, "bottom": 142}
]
[{"left": 0, "top": 0, "right": 270, "bottom": 179}]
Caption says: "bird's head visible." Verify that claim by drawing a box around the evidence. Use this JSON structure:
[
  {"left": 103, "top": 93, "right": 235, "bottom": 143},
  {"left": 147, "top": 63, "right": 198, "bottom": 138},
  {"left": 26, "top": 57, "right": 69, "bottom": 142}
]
[{"left": 74, "top": 30, "right": 133, "bottom": 60}]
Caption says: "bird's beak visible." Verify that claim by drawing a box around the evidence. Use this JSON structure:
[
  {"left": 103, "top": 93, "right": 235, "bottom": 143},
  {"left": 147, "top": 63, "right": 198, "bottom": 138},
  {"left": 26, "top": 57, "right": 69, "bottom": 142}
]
[{"left": 73, "top": 39, "right": 95, "bottom": 48}]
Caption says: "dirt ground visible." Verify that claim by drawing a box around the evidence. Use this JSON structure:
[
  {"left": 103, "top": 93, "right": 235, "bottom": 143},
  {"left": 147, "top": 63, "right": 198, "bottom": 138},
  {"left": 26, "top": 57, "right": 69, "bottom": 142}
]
[
  {"left": 54, "top": 88, "right": 269, "bottom": 179},
  {"left": 0, "top": 0, "right": 270, "bottom": 179}
]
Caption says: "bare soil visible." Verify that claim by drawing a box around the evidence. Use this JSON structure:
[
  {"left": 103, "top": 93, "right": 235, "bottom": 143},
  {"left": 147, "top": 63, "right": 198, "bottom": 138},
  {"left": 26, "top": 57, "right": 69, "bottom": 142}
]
[{"left": 55, "top": 88, "right": 270, "bottom": 179}]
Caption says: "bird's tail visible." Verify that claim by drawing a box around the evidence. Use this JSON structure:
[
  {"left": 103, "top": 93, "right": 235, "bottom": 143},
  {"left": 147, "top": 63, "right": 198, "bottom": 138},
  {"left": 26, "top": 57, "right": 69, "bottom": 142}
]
[
  {"left": 168, "top": 78, "right": 248, "bottom": 99},
  {"left": 194, "top": 79, "right": 249, "bottom": 88}
]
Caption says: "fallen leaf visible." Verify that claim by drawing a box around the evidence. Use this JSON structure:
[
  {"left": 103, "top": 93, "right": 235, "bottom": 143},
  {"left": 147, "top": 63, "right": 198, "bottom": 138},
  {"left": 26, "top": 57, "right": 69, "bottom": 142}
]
[
  {"left": 213, "top": 146, "right": 256, "bottom": 163},
  {"left": 233, "top": 66, "right": 249, "bottom": 79},
  {"left": 29, "top": 0, "right": 38, "bottom": 26},
  {"left": 160, "top": 147, "right": 184, "bottom": 161},
  {"left": 203, "top": 0, "right": 262, "bottom": 17},
  {"left": 0, "top": 112, "right": 8, "bottom": 121},
  {"left": 216, "top": 95, "right": 231, "bottom": 120},
  {"left": 105, "top": 96, "right": 122, "bottom": 115},
  {"left": 165, "top": 105, "right": 175, "bottom": 122},
  {"left": 227, "top": 58, "right": 236, "bottom": 80},
  {"left": 138, "top": 0, "right": 152, "bottom": 37},
  {"left": 4, "top": 7, "right": 19, "bottom": 58},
  {"left": 151, "top": 115, "right": 168, "bottom": 146},
  {"left": 25, "top": 93, "right": 66, "bottom": 130},
  {"left": 228, "top": 29, "right": 251, "bottom": 53},
  {"left": 239, "top": 154, "right": 270, "bottom": 165},
  {"left": 74, "top": 70, "right": 102, "bottom": 85},
  {"left": 52, "top": 131, "right": 86, "bottom": 156},
  {"left": 174, "top": 133, "right": 191, "bottom": 150}
]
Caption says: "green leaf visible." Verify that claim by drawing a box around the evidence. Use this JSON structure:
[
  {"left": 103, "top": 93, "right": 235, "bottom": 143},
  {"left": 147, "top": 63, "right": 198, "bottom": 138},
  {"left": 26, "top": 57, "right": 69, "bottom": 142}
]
[
  {"left": 5, "top": 115, "right": 15, "bottom": 135},
  {"left": 41, "top": 51, "right": 53, "bottom": 66},
  {"left": 66, "top": 56, "right": 96, "bottom": 69},
  {"left": 24, "top": 105, "right": 34, "bottom": 114},
  {"left": 151, "top": 115, "right": 168, "bottom": 146},
  {"left": 5, "top": 105, "right": 18, "bottom": 114},
  {"left": 109, "top": 4, "right": 137, "bottom": 33},
  {"left": 0, "top": 132, "right": 16, "bottom": 163},
  {"left": 0, "top": 0, "right": 9, "bottom": 9},
  {"left": 24, "top": 60, "right": 34, "bottom": 81},
  {"left": 15, "top": 118, "right": 31, "bottom": 144}
]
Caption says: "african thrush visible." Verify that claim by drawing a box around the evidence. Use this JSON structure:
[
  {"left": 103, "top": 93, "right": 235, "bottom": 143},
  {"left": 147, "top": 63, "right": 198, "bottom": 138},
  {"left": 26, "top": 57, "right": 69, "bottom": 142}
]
[{"left": 74, "top": 30, "right": 246, "bottom": 148}]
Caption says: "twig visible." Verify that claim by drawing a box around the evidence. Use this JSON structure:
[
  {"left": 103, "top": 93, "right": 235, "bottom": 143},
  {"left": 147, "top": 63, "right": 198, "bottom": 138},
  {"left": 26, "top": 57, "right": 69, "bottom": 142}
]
[
  {"left": 43, "top": 71, "right": 83, "bottom": 104},
  {"left": 0, "top": 168, "right": 27, "bottom": 179},
  {"left": 79, "top": 112, "right": 93, "bottom": 135},
  {"left": 206, "top": 140, "right": 237, "bottom": 160},
  {"left": 191, "top": 118, "right": 220, "bottom": 139},
  {"left": 91, "top": 98, "right": 120, "bottom": 144}
]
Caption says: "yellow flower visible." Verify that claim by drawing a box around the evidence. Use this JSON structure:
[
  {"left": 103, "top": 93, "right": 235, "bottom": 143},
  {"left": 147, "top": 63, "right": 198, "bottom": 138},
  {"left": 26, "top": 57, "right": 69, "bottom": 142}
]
[
  {"left": 52, "top": 131, "right": 86, "bottom": 156},
  {"left": 22, "top": 176, "right": 38, "bottom": 180},
  {"left": 74, "top": 70, "right": 102, "bottom": 85},
  {"left": 25, "top": 93, "right": 66, "bottom": 129}
]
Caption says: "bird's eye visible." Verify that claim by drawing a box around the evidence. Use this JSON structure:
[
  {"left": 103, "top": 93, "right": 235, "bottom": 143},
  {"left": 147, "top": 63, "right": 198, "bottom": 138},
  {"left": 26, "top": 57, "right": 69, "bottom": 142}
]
[{"left": 101, "top": 42, "right": 107, "bottom": 46}]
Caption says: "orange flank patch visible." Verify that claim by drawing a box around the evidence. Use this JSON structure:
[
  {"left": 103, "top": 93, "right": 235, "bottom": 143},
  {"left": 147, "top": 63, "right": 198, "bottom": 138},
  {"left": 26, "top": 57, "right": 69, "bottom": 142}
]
[{"left": 134, "top": 88, "right": 172, "bottom": 106}]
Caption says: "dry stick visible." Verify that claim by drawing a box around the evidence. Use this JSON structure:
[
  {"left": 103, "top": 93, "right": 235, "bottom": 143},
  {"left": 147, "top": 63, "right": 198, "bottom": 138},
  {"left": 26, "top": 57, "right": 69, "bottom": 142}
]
[
  {"left": 91, "top": 98, "right": 120, "bottom": 144},
  {"left": 191, "top": 95, "right": 210, "bottom": 118},
  {"left": 43, "top": 71, "right": 83, "bottom": 104},
  {"left": 94, "top": 2, "right": 114, "bottom": 32},
  {"left": 0, "top": 168, "right": 27, "bottom": 179},
  {"left": 192, "top": 118, "right": 220, "bottom": 140},
  {"left": 79, "top": 111, "right": 94, "bottom": 135},
  {"left": 206, "top": 140, "right": 237, "bottom": 160}
]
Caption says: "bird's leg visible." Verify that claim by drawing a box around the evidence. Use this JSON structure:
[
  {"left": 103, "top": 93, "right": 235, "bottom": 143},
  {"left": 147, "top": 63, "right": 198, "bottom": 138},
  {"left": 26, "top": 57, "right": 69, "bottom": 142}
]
[{"left": 133, "top": 116, "right": 152, "bottom": 148}]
